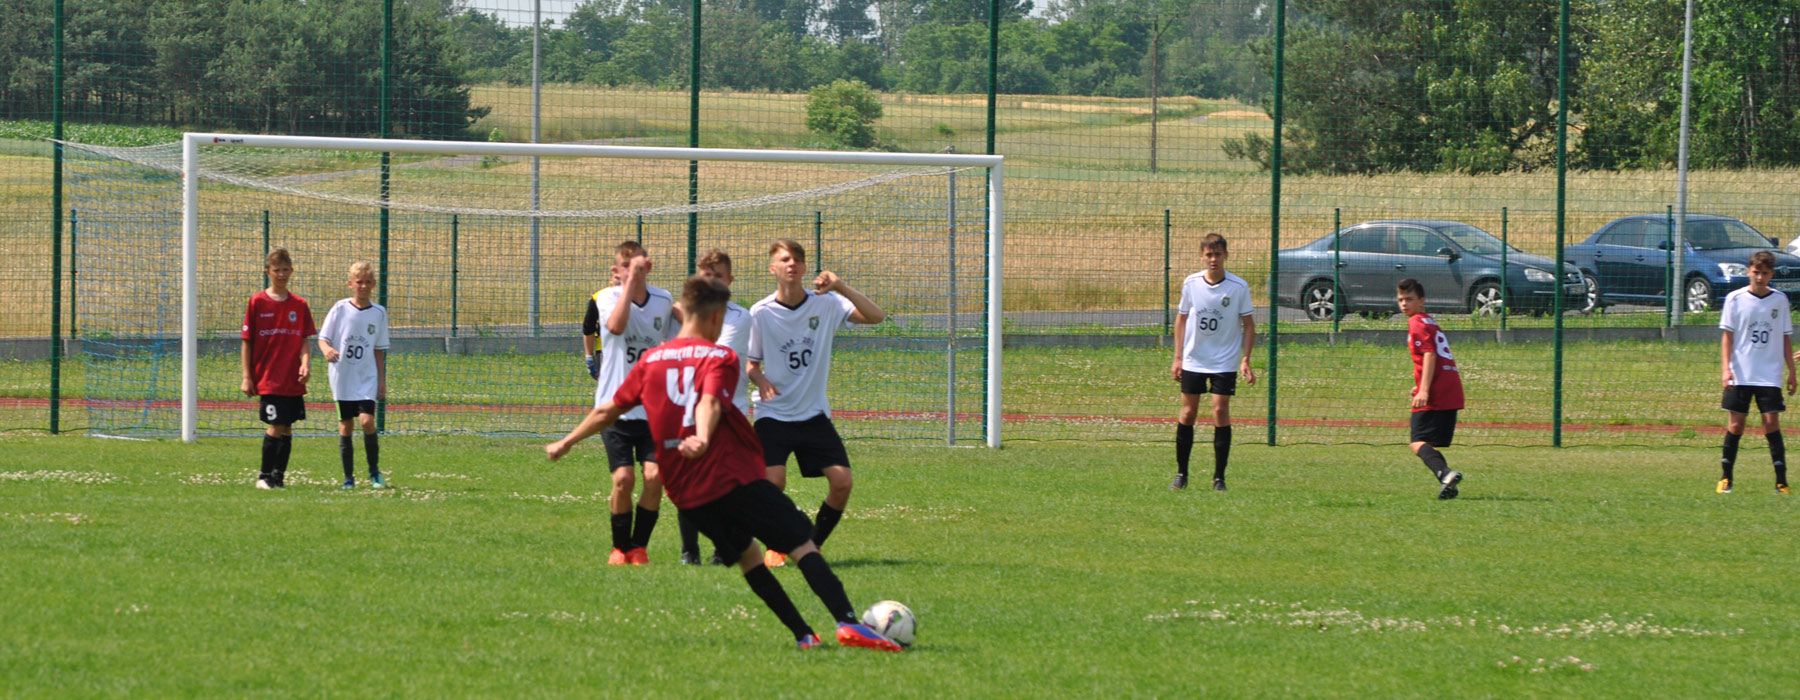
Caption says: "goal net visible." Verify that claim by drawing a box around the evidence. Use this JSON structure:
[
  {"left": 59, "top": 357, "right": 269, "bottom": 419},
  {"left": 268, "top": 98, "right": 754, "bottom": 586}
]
[{"left": 60, "top": 134, "right": 1002, "bottom": 446}]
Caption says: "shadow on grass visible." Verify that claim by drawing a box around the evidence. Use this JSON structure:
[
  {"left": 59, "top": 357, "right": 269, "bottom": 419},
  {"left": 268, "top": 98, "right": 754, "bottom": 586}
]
[
  {"left": 1454, "top": 494, "right": 1554, "bottom": 503},
  {"left": 825, "top": 557, "right": 917, "bottom": 569}
]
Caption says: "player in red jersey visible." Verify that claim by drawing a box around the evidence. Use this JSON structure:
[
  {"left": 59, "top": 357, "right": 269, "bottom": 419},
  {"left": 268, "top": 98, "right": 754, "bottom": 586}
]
[
  {"left": 545, "top": 276, "right": 902, "bottom": 651},
  {"left": 1397, "top": 278, "right": 1465, "bottom": 500},
  {"left": 241, "top": 248, "right": 317, "bottom": 490}
]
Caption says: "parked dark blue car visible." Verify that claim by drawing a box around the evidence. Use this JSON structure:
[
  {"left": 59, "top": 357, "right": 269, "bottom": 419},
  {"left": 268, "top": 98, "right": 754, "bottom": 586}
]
[
  {"left": 1275, "top": 220, "right": 1586, "bottom": 320},
  {"left": 1563, "top": 214, "right": 1800, "bottom": 312}
]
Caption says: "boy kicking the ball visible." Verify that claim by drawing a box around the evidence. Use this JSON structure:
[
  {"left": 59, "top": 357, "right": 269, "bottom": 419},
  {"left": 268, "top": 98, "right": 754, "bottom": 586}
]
[
  {"left": 546, "top": 275, "right": 901, "bottom": 652},
  {"left": 1169, "top": 233, "right": 1256, "bottom": 491},
  {"left": 318, "top": 261, "right": 390, "bottom": 489},
  {"left": 1718, "top": 251, "right": 1795, "bottom": 495},
  {"left": 1397, "top": 278, "right": 1465, "bottom": 500}
]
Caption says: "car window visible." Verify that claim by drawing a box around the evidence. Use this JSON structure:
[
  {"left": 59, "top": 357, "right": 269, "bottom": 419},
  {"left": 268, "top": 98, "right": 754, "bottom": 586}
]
[
  {"left": 1337, "top": 227, "right": 1388, "bottom": 253},
  {"left": 1603, "top": 221, "right": 1648, "bottom": 248},
  {"left": 1394, "top": 227, "right": 1445, "bottom": 256},
  {"left": 1689, "top": 219, "right": 1771, "bottom": 249},
  {"left": 1435, "top": 224, "right": 1512, "bottom": 255}
]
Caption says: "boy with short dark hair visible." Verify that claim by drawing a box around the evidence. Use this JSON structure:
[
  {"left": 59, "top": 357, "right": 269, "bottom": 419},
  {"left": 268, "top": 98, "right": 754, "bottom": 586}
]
[
  {"left": 318, "top": 261, "right": 390, "bottom": 490},
  {"left": 546, "top": 275, "right": 902, "bottom": 652},
  {"left": 1718, "top": 250, "right": 1795, "bottom": 494},
  {"left": 241, "top": 248, "right": 316, "bottom": 490},
  {"left": 1396, "top": 278, "right": 1465, "bottom": 500},
  {"left": 1169, "top": 233, "right": 1256, "bottom": 492}
]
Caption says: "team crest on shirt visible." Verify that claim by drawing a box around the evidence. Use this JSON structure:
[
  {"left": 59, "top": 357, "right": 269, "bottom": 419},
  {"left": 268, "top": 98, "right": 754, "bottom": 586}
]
[
  {"left": 808, "top": 316, "right": 820, "bottom": 330},
  {"left": 1775, "top": 308, "right": 1782, "bottom": 319},
  {"left": 1222, "top": 295, "right": 1232, "bottom": 308},
  {"left": 287, "top": 311, "right": 296, "bottom": 322},
  {"left": 653, "top": 318, "right": 663, "bottom": 330},
  {"left": 366, "top": 323, "right": 376, "bottom": 334}
]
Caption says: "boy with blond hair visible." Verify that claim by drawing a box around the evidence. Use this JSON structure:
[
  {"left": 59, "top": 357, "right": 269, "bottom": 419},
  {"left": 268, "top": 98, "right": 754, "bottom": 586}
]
[
  {"left": 318, "top": 261, "right": 391, "bottom": 489},
  {"left": 679, "top": 248, "right": 752, "bottom": 566},
  {"left": 1718, "top": 251, "right": 1795, "bottom": 495},
  {"left": 241, "top": 248, "right": 316, "bottom": 489}
]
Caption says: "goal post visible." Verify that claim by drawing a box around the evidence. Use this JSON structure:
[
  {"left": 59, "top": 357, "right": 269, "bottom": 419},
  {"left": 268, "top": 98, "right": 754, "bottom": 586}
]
[{"left": 169, "top": 133, "right": 1003, "bottom": 447}]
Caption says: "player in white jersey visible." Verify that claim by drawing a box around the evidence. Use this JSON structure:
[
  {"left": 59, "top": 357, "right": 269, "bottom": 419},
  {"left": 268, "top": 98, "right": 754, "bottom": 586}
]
[
  {"left": 1716, "top": 251, "right": 1796, "bottom": 495},
  {"left": 678, "top": 248, "right": 753, "bottom": 566},
  {"left": 747, "top": 239, "right": 885, "bottom": 567},
  {"left": 318, "top": 262, "right": 390, "bottom": 490},
  {"left": 1169, "top": 233, "right": 1256, "bottom": 492},
  {"left": 587, "top": 241, "right": 679, "bottom": 565}
]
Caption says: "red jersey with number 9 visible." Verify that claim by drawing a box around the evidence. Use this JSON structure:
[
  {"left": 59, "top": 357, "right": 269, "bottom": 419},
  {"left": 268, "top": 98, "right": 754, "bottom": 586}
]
[
  {"left": 241, "top": 290, "right": 316, "bottom": 396},
  {"left": 610, "top": 336, "right": 764, "bottom": 508},
  {"left": 1407, "top": 313, "right": 1465, "bottom": 412}
]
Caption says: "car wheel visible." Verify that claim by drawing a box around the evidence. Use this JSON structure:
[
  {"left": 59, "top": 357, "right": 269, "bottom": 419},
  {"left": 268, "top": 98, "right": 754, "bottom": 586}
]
[
  {"left": 1582, "top": 274, "right": 1603, "bottom": 313},
  {"left": 1685, "top": 276, "right": 1713, "bottom": 313},
  {"left": 1468, "top": 281, "right": 1505, "bottom": 317},
  {"left": 1301, "top": 280, "right": 1339, "bottom": 321}
]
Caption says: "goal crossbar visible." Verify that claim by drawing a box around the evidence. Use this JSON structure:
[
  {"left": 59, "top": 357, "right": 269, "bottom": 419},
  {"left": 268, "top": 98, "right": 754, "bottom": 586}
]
[{"left": 179, "top": 133, "right": 1005, "bottom": 447}]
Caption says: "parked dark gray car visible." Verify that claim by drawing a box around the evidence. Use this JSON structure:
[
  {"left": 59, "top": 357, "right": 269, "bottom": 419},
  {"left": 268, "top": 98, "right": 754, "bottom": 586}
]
[
  {"left": 1564, "top": 214, "right": 1800, "bottom": 312},
  {"left": 1275, "top": 220, "right": 1586, "bottom": 320}
]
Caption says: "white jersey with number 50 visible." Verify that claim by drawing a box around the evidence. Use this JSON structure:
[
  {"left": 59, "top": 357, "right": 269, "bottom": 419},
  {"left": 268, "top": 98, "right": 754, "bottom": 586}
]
[
  {"left": 1720, "top": 287, "right": 1792, "bottom": 387},
  {"left": 595, "top": 284, "right": 677, "bottom": 419},
  {"left": 747, "top": 291, "right": 856, "bottom": 422},
  {"left": 319, "top": 298, "right": 390, "bottom": 402},
  {"left": 1177, "top": 271, "right": 1255, "bottom": 374},
  {"left": 716, "top": 300, "right": 752, "bottom": 413}
]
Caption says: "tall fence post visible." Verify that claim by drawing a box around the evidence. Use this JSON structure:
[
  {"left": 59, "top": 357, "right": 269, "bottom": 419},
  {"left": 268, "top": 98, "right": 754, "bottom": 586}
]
[
  {"left": 377, "top": 0, "right": 393, "bottom": 435},
  {"left": 948, "top": 170, "right": 958, "bottom": 446},
  {"left": 1266, "top": 0, "right": 1287, "bottom": 446},
  {"left": 813, "top": 211, "right": 823, "bottom": 273},
  {"left": 1552, "top": 0, "right": 1569, "bottom": 448},
  {"left": 261, "top": 210, "right": 270, "bottom": 287},
  {"left": 1163, "top": 209, "right": 1172, "bottom": 341},
  {"left": 49, "top": 0, "right": 65, "bottom": 434},
  {"left": 686, "top": 0, "right": 701, "bottom": 275},
  {"left": 529, "top": 0, "right": 542, "bottom": 337},
  {"left": 984, "top": 0, "right": 999, "bottom": 444},
  {"left": 635, "top": 214, "right": 643, "bottom": 244}
]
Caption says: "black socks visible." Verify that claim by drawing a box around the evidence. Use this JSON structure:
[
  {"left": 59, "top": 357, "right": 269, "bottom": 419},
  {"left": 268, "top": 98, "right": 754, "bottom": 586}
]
[
  {"left": 678, "top": 510, "right": 702, "bottom": 557},
  {"left": 1770, "top": 430, "right": 1788, "bottom": 485},
  {"left": 744, "top": 565, "right": 813, "bottom": 639},
  {"left": 363, "top": 432, "right": 380, "bottom": 476},
  {"left": 339, "top": 435, "right": 355, "bottom": 480},
  {"left": 630, "top": 506, "right": 659, "bottom": 550},
  {"left": 261, "top": 435, "right": 279, "bottom": 480},
  {"left": 813, "top": 502, "right": 844, "bottom": 547},
  {"left": 1723, "top": 431, "right": 1742, "bottom": 480},
  {"left": 1175, "top": 423, "right": 1194, "bottom": 476},
  {"left": 795, "top": 552, "right": 857, "bottom": 625},
  {"left": 1213, "top": 425, "right": 1232, "bottom": 480},
  {"left": 273, "top": 435, "right": 292, "bottom": 483},
  {"left": 1417, "top": 444, "right": 1449, "bottom": 481},
  {"left": 610, "top": 512, "right": 632, "bottom": 551}
]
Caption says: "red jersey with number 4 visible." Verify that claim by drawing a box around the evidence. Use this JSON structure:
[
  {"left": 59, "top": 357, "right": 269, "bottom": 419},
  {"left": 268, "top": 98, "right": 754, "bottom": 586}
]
[
  {"left": 611, "top": 337, "right": 764, "bottom": 509},
  {"left": 1407, "top": 313, "right": 1464, "bottom": 412},
  {"left": 241, "top": 290, "right": 317, "bottom": 396}
]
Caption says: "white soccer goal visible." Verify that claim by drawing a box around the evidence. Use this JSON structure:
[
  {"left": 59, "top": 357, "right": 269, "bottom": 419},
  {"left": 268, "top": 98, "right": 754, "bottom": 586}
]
[{"left": 64, "top": 133, "right": 1003, "bottom": 447}]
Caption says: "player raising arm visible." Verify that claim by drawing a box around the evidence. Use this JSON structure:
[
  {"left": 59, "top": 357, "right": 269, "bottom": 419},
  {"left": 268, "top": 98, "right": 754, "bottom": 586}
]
[
  {"left": 746, "top": 239, "right": 884, "bottom": 567},
  {"left": 546, "top": 276, "right": 901, "bottom": 652},
  {"left": 589, "top": 241, "right": 679, "bottom": 565}
]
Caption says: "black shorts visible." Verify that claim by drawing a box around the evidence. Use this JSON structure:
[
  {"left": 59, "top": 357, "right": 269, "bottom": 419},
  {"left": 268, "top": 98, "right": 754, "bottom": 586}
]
[
  {"left": 682, "top": 479, "right": 814, "bottom": 557},
  {"left": 258, "top": 395, "right": 305, "bottom": 426},
  {"left": 1723, "top": 386, "right": 1787, "bottom": 414},
  {"left": 755, "top": 415, "right": 852, "bottom": 478},
  {"left": 336, "top": 400, "right": 377, "bottom": 421},
  {"left": 1410, "top": 409, "right": 1457, "bottom": 447},
  {"left": 1180, "top": 370, "right": 1238, "bottom": 397},
  {"left": 601, "top": 420, "right": 656, "bottom": 470}
]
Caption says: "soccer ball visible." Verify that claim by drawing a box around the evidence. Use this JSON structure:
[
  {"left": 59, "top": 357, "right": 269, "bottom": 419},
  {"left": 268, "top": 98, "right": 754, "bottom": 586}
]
[{"left": 860, "top": 600, "right": 915, "bottom": 647}]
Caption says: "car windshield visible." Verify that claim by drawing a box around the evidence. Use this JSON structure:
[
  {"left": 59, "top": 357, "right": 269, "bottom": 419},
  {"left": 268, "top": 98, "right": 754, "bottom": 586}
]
[
  {"left": 1434, "top": 224, "right": 1517, "bottom": 255},
  {"left": 1687, "top": 219, "right": 1771, "bottom": 250}
]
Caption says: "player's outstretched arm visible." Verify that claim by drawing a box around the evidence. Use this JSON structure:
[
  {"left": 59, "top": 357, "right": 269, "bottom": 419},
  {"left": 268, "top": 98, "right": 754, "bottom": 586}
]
[
  {"left": 546, "top": 402, "right": 626, "bottom": 461},
  {"left": 816, "top": 270, "right": 885, "bottom": 325},
  {"left": 678, "top": 394, "right": 725, "bottom": 459}
]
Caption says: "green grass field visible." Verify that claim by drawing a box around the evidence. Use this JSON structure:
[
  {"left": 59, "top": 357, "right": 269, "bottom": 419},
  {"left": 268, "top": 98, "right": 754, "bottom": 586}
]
[{"left": 2, "top": 436, "right": 1791, "bottom": 696}]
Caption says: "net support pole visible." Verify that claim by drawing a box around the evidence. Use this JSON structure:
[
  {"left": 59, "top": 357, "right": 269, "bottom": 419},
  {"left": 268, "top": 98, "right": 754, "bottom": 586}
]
[
  {"left": 1163, "top": 209, "right": 1171, "bottom": 341},
  {"left": 50, "top": 0, "right": 64, "bottom": 434},
  {"left": 947, "top": 169, "right": 958, "bottom": 446},
  {"left": 985, "top": 163, "right": 1003, "bottom": 449},
  {"left": 181, "top": 134, "right": 200, "bottom": 443},
  {"left": 686, "top": 0, "right": 701, "bottom": 274},
  {"left": 1266, "top": 0, "right": 1286, "bottom": 447},
  {"left": 451, "top": 214, "right": 460, "bottom": 338},
  {"left": 813, "top": 211, "right": 823, "bottom": 273},
  {"left": 1500, "top": 207, "right": 1509, "bottom": 332},
  {"left": 69, "top": 208, "right": 77, "bottom": 339},
  {"left": 1672, "top": 0, "right": 1695, "bottom": 325},
  {"left": 378, "top": 0, "right": 393, "bottom": 434}
]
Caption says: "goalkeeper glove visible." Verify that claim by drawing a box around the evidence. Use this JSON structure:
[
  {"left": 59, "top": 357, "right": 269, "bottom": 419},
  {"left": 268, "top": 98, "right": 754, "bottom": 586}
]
[{"left": 585, "top": 355, "right": 599, "bottom": 379}]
